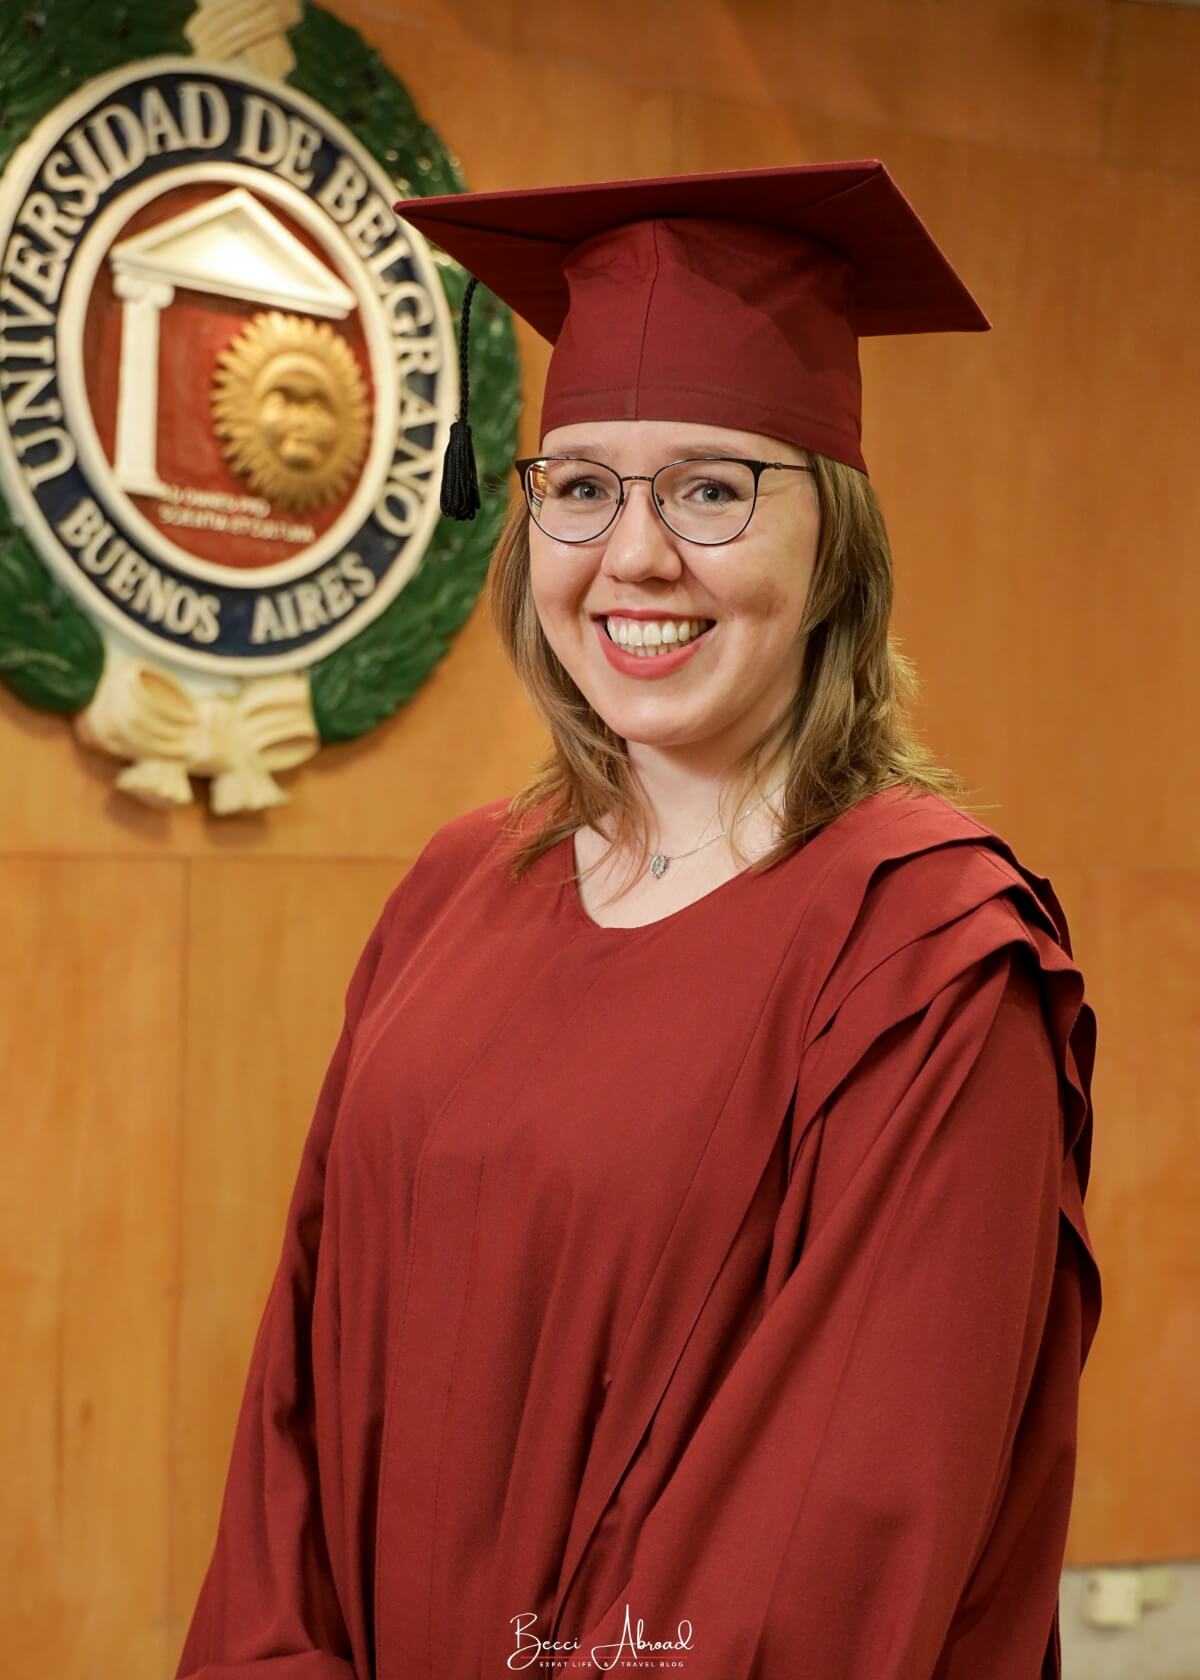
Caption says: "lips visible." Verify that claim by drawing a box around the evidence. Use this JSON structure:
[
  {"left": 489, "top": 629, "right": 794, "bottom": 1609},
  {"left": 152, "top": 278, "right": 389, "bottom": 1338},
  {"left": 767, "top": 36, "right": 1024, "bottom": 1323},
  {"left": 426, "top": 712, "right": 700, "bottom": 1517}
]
[
  {"left": 590, "top": 613, "right": 714, "bottom": 623},
  {"left": 592, "top": 615, "right": 717, "bottom": 676}
]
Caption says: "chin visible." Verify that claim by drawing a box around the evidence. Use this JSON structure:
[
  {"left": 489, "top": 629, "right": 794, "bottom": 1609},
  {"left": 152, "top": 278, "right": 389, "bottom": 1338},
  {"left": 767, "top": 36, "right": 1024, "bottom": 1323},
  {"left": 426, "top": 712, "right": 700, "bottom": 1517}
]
[{"left": 593, "top": 703, "right": 715, "bottom": 742}]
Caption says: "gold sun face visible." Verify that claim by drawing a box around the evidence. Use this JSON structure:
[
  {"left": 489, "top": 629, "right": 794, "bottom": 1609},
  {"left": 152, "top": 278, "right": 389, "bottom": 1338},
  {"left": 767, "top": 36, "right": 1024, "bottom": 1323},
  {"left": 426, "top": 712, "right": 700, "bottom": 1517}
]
[{"left": 211, "top": 311, "right": 370, "bottom": 513}]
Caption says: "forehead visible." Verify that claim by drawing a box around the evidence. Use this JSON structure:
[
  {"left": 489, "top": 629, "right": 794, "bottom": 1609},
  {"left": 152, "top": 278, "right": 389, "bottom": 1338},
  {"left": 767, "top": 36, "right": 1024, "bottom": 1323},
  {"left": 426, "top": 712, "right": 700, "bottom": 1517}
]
[{"left": 539, "top": 417, "right": 804, "bottom": 462}]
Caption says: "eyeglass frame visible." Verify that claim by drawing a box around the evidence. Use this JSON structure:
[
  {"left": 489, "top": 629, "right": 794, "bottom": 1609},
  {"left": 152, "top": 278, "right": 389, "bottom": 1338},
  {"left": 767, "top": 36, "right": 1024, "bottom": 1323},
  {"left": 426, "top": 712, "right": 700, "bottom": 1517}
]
[{"left": 512, "top": 453, "right": 814, "bottom": 547}]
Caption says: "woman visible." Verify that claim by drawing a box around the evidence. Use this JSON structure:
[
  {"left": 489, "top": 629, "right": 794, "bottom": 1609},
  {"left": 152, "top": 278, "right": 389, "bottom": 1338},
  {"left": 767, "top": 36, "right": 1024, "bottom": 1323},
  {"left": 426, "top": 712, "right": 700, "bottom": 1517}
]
[{"left": 176, "top": 161, "right": 1101, "bottom": 1680}]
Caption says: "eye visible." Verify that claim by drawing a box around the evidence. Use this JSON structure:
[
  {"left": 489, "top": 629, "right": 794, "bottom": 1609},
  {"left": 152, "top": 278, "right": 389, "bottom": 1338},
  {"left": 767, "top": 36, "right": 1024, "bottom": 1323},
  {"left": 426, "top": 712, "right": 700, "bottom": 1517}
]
[
  {"left": 541, "top": 464, "right": 618, "bottom": 504},
  {"left": 559, "top": 474, "right": 606, "bottom": 501},
  {"left": 679, "top": 472, "right": 748, "bottom": 506}
]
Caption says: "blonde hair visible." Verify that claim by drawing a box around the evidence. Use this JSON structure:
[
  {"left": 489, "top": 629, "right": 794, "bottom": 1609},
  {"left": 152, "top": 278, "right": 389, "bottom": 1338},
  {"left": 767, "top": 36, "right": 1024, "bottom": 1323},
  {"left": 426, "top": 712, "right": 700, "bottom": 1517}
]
[{"left": 486, "top": 449, "right": 991, "bottom": 895}]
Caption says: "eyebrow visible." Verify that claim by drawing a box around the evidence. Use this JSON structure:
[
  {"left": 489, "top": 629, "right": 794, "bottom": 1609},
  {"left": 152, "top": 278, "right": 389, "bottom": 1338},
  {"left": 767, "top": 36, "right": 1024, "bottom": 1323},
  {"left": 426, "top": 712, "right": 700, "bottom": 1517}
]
[{"left": 547, "top": 440, "right": 758, "bottom": 460}]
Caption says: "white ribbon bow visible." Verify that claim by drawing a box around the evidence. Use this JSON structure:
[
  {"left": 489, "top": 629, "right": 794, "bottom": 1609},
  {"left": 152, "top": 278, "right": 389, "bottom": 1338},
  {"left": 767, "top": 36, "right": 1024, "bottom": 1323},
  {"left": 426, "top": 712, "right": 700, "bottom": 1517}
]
[{"left": 74, "top": 645, "right": 321, "bottom": 813}]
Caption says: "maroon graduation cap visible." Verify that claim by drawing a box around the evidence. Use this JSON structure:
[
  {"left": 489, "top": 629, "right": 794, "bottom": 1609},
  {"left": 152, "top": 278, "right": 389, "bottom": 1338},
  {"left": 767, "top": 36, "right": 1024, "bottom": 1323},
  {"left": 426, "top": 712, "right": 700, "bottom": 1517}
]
[{"left": 392, "top": 160, "right": 990, "bottom": 518}]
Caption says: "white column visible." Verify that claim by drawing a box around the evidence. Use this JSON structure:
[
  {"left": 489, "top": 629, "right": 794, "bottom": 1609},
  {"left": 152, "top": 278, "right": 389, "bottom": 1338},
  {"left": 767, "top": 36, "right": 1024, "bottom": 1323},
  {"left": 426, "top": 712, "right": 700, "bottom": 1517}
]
[{"left": 111, "top": 268, "right": 174, "bottom": 497}]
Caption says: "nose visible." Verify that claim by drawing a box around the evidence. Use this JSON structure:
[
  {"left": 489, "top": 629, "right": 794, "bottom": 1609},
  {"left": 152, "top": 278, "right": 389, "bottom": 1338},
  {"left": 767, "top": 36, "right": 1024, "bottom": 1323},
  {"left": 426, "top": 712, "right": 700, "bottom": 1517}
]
[{"left": 599, "top": 478, "right": 683, "bottom": 578}]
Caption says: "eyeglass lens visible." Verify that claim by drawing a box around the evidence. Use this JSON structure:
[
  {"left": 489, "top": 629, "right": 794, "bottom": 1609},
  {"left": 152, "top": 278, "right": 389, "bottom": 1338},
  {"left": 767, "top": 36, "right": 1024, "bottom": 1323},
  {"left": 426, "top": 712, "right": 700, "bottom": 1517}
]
[{"left": 525, "top": 458, "right": 757, "bottom": 544}]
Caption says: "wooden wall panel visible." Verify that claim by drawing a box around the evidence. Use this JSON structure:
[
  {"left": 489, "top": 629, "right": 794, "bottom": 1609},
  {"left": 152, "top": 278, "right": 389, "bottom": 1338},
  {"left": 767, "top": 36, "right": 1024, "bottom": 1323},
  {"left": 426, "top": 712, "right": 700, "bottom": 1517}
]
[
  {"left": 1106, "top": 0, "right": 1200, "bottom": 171},
  {"left": 2, "top": 5, "right": 1197, "bottom": 1676},
  {"left": 1052, "top": 868, "right": 1200, "bottom": 1562},
  {"left": 170, "top": 858, "right": 406, "bottom": 1653},
  {"left": 376, "top": 0, "right": 1111, "bottom": 157},
  {"left": 0, "top": 860, "right": 183, "bottom": 1679}
]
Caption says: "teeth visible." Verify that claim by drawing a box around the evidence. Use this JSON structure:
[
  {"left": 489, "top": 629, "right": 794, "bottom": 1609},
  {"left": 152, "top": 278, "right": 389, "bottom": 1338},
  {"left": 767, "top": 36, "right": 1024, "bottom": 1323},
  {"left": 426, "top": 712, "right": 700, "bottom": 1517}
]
[{"left": 604, "top": 616, "right": 714, "bottom": 655}]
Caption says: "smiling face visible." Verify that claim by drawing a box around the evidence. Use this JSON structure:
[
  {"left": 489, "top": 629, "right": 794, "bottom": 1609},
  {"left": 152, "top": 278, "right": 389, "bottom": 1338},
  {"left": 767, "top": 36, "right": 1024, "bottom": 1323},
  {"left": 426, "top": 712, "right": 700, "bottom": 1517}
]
[
  {"left": 254, "top": 353, "right": 339, "bottom": 472},
  {"left": 528, "top": 418, "right": 820, "bottom": 775}
]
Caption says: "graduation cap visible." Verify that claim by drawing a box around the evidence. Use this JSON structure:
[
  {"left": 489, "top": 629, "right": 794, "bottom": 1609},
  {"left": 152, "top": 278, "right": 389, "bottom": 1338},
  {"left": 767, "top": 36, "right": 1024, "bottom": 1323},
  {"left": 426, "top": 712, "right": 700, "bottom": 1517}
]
[{"left": 391, "top": 160, "right": 990, "bottom": 519}]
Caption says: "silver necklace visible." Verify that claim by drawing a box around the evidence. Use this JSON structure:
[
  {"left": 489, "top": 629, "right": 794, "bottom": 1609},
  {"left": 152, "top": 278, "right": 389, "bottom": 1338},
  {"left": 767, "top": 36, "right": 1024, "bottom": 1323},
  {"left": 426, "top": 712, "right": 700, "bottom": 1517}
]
[{"left": 647, "top": 781, "right": 786, "bottom": 879}]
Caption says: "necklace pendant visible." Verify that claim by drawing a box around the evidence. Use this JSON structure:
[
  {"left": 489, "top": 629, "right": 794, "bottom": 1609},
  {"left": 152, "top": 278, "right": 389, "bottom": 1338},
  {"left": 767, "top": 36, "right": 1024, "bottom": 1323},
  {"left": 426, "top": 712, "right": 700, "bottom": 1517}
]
[{"left": 649, "top": 852, "right": 669, "bottom": 879}]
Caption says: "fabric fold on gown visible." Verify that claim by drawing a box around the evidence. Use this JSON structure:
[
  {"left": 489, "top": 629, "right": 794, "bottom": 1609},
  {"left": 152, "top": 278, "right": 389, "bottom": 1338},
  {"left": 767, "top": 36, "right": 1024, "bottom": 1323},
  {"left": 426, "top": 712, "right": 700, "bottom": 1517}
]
[{"left": 175, "top": 787, "right": 1100, "bottom": 1680}]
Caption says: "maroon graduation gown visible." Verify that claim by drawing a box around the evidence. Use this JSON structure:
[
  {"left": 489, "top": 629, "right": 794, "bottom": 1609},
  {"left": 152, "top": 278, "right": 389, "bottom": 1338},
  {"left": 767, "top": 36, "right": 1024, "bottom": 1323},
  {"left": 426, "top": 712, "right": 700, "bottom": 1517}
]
[{"left": 175, "top": 786, "right": 1101, "bottom": 1680}]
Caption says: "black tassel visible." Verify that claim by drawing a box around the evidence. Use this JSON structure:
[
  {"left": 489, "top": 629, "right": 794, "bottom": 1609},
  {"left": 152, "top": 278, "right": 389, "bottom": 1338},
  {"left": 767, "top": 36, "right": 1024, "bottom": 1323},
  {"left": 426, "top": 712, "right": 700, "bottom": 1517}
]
[{"left": 440, "top": 275, "right": 481, "bottom": 520}]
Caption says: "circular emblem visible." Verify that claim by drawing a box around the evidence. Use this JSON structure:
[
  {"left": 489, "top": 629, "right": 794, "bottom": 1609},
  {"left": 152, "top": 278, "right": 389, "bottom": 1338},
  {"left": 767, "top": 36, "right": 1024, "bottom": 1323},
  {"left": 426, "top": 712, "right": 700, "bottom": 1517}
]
[
  {"left": 0, "top": 7, "right": 518, "bottom": 811},
  {"left": 0, "top": 57, "right": 458, "bottom": 674},
  {"left": 212, "top": 310, "right": 370, "bottom": 512}
]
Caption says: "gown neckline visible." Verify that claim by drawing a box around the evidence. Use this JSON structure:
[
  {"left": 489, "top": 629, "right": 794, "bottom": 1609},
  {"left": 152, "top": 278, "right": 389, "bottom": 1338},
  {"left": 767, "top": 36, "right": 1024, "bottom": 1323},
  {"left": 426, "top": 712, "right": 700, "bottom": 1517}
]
[{"left": 557, "top": 825, "right": 763, "bottom": 935}]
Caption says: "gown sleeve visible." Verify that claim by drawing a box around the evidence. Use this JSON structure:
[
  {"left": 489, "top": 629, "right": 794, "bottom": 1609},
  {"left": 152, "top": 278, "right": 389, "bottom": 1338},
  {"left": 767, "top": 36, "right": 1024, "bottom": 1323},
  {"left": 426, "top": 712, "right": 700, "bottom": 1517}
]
[
  {"left": 557, "top": 932, "right": 1098, "bottom": 1680},
  {"left": 174, "top": 878, "right": 407, "bottom": 1680}
]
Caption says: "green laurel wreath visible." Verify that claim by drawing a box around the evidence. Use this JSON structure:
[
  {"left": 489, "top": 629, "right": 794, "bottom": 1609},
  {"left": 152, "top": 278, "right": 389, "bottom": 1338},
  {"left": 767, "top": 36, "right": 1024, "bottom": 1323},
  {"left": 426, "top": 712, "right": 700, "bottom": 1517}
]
[{"left": 0, "top": 0, "right": 520, "bottom": 741}]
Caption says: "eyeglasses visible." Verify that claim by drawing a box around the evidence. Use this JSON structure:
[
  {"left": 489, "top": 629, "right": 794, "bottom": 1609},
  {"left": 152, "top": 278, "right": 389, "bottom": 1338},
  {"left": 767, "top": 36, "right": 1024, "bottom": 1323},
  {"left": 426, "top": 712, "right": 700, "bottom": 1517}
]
[{"left": 513, "top": 454, "right": 813, "bottom": 546}]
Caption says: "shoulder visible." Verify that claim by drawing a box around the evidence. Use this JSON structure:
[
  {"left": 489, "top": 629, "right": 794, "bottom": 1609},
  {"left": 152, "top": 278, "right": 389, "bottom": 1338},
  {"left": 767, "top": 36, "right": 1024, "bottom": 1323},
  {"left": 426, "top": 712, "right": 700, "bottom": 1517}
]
[
  {"left": 804, "top": 786, "right": 1077, "bottom": 967},
  {"left": 802, "top": 783, "right": 1096, "bottom": 1164},
  {"left": 800, "top": 786, "right": 1101, "bottom": 1345},
  {"left": 373, "top": 796, "right": 514, "bottom": 939},
  {"left": 801, "top": 785, "right": 1094, "bottom": 1104},
  {"left": 411, "top": 796, "right": 512, "bottom": 877}
]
